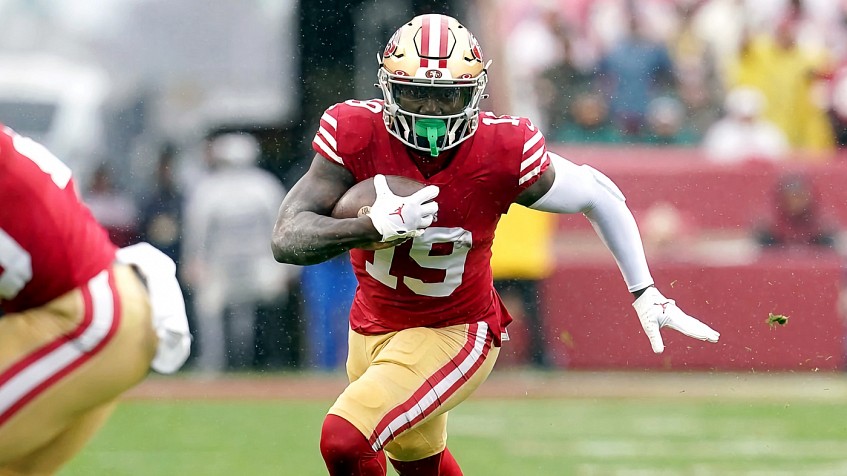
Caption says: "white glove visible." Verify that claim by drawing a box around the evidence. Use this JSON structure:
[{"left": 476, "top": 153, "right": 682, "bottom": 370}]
[
  {"left": 367, "top": 174, "right": 439, "bottom": 242},
  {"left": 632, "top": 286, "right": 720, "bottom": 354},
  {"left": 117, "top": 242, "right": 192, "bottom": 374}
]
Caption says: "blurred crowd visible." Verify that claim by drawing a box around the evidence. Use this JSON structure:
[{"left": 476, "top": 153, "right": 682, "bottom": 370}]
[
  {"left": 81, "top": 132, "right": 329, "bottom": 374},
  {"left": 498, "top": 0, "right": 847, "bottom": 162}
]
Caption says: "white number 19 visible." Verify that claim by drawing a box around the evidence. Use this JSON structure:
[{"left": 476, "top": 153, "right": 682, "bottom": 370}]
[{"left": 365, "top": 227, "right": 472, "bottom": 297}]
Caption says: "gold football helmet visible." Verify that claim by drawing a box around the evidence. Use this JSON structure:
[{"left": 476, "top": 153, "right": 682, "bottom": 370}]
[{"left": 378, "top": 14, "right": 489, "bottom": 156}]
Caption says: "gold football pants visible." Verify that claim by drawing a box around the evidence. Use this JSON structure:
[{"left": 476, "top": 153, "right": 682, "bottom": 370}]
[
  {"left": 329, "top": 322, "right": 499, "bottom": 462},
  {"left": 0, "top": 264, "right": 156, "bottom": 475}
]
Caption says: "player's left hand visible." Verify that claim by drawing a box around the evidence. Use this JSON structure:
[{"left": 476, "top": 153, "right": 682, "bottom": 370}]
[{"left": 632, "top": 286, "right": 720, "bottom": 354}]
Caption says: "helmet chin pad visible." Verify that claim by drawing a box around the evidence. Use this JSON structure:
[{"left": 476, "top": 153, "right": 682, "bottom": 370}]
[{"left": 415, "top": 119, "right": 447, "bottom": 157}]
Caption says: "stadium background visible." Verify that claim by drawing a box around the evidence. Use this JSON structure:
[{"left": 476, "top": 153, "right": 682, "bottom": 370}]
[{"left": 2, "top": 0, "right": 847, "bottom": 474}]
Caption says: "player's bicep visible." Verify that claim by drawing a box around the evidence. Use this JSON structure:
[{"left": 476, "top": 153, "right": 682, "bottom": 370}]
[
  {"left": 277, "top": 153, "right": 355, "bottom": 218},
  {"left": 515, "top": 165, "right": 555, "bottom": 207},
  {"left": 525, "top": 152, "right": 625, "bottom": 214}
]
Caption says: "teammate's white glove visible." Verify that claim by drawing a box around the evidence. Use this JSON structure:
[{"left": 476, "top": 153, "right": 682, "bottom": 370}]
[
  {"left": 632, "top": 286, "right": 720, "bottom": 354},
  {"left": 367, "top": 174, "right": 439, "bottom": 242}
]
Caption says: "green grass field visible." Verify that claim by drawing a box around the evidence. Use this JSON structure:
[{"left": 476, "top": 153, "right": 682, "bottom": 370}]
[{"left": 59, "top": 373, "right": 847, "bottom": 476}]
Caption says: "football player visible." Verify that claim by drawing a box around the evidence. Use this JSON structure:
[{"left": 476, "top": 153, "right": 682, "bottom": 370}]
[
  {"left": 0, "top": 125, "right": 191, "bottom": 474},
  {"left": 271, "top": 14, "right": 720, "bottom": 476}
]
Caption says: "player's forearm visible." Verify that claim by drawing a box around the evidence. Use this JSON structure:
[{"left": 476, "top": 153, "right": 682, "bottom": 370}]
[
  {"left": 583, "top": 202, "right": 654, "bottom": 292},
  {"left": 271, "top": 212, "right": 380, "bottom": 265},
  {"left": 529, "top": 153, "right": 653, "bottom": 292}
]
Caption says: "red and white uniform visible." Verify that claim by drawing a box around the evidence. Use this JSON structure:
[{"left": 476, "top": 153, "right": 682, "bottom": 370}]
[
  {"left": 0, "top": 126, "right": 160, "bottom": 473},
  {"left": 313, "top": 100, "right": 550, "bottom": 343},
  {"left": 0, "top": 125, "right": 116, "bottom": 313}
]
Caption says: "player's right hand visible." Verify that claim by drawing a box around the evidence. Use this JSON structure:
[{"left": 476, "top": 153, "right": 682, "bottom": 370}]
[{"left": 367, "top": 174, "right": 439, "bottom": 242}]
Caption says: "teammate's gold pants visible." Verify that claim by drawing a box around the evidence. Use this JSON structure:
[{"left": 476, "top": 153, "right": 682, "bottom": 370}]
[{"left": 0, "top": 264, "right": 156, "bottom": 475}]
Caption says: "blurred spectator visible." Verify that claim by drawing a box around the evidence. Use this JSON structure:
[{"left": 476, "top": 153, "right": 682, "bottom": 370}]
[
  {"left": 640, "top": 96, "right": 698, "bottom": 145},
  {"left": 727, "top": 17, "right": 834, "bottom": 154},
  {"left": 301, "top": 255, "right": 357, "bottom": 370},
  {"left": 182, "top": 132, "right": 299, "bottom": 372},
  {"left": 702, "top": 87, "right": 790, "bottom": 163},
  {"left": 826, "top": 60, "right": 847, "bottom": 147},
  {"left": 685, "top": 0, "right": 748, "bottom": 74},
  {"left": 596, "top": 8, "right": 676, "bottom": 138},
  {"left": 640, "top": 201, "right": 697, "bottom": 259},
  {"left": 586, "top": 0, "right": 679, "bottom": 52},
  {"left": 553, "top": 91, "right": 623, "bottom": 144},
  {"left": 138, "top": 143, "right": 195, "bottom": 366},
  {"left": 754, "top": 173, "right": 839, "bottom": 251},
  {"left": 491, "top": 206, "right": 555, "bottom": 369},
  {"left": 83, "top": 163, "right": 139, "bottom": 247},
  {"left": 676, "top": 76, "right": 722, "bottom": 142},
  {"left": 537, "top": 28, "right": 596, "bottom": 135},
  {"left": 138, "top": 143, "right": 183, "bottom": 264},
  {"left": 669, "top": 2, "right": 724, "bottom": 140},
  {"left": 503, "top": 6, "right": 569, "bottom": 127},
  {"left": 779, "top": 0, "right": 847, "bottom": 60}
]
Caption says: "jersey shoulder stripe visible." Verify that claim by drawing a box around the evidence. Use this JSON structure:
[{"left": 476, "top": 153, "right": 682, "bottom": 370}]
[
  {"left": 476, "top": 113, "right": 549, "bottom": 187},
  {"left": 311, "top": 100, "right": 385, "bottom": 165},
  {"left": 314, "top": 111, "right": 343, "bottom": 164}
]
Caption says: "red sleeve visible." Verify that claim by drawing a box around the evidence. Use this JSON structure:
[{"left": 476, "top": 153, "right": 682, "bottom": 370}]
[
  {"left": 311, "top": 103, "right": 345, "bottom": 165},
  {"left": 482, "top": 114, "right": 551, "bottom": 214},
  {"left": 310, "top": 100, "right": 384, "bottom": 171}
]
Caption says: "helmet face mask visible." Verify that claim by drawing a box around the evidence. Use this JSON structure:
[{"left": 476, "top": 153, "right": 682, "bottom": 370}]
[
  {"left": 391, "top": 83, "right": 473, "bottom": 115},
  {"left": 377, "top": 14, "right": 488, "bottom": 157}
]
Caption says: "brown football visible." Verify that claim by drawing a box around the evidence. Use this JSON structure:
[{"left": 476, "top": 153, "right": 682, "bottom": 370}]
[
  {"left": 332, "top": 175, "right": 426, "bottom": 250},
  {"left": 331, "top": 175, "right": 427, "bottom": 219}
]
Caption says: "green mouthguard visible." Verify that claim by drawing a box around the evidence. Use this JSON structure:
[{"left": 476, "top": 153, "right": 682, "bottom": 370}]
[{"left": 414, "top": 119, "right": 447, "bottom": 157}]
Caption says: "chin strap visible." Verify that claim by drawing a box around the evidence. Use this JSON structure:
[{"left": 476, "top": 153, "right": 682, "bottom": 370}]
[{"left": 415, "top": 119, "right": 447, "bottom": 157}]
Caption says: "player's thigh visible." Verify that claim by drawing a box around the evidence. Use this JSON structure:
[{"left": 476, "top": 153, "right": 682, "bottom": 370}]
[
  {"left": 0, "top": 402, "right": 117, "bottom": 476},
  {"left": 331, "top": 323, "right": 499, "bottom": 459},
  {"left": 384, "top": 342, "right": 500, "bottom": 462},
  {"left": 0, "top": 265, "right": 157, "bottom": 466}
]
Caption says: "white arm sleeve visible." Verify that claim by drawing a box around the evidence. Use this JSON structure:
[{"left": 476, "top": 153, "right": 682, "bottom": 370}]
[{"left": 529, "top": 153, "right": 654, "bottom": 292}]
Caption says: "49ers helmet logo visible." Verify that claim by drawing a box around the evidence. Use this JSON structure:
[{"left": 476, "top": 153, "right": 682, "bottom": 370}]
[
  {"left": 425, "top": 70, "right": 442, "bottom": 79},
  {"left": 384, "top": 29, "right": 402, "bottom": 58},
  {"left": 468, "top": 32, "right": 483, "bottom": 61}
]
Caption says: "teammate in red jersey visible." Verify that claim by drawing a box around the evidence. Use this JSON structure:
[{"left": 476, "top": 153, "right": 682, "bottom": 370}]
[
  {"left": 271, "top": 14, "right": 720, "bottom": 476},
  {"left": 0, "top": 125, "right": 191, "bottom": 474}
]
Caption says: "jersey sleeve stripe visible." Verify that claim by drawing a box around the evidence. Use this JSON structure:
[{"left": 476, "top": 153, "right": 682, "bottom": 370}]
[
  {"left": 313, "top": 135, "right": 344, "bottom": 164},
  {"left": 314, "top": 111, "right": 342, "bottom": 163},
  {"left": 520, "top": 146, "right": 545, "bottom": 173},
  {"left": 518, "top": 164, "right": 543, "bottom": 186},
  {"left": 522, "top": 130, "right": 543, "bottom": 154},
  {"left": 317, "top": 126, "right": 337, "bottom": 150},
  {"left": 320, "top": 112, "right": 338, "bottom": 129}
]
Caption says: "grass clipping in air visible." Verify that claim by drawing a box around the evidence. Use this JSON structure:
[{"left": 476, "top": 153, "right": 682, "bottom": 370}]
[{"left": 767, "top": 313, "right": 789, "bottom": 328}]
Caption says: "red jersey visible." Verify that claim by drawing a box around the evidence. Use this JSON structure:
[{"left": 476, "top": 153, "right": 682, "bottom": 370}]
[
  {"left": 312, "top": 100, "right": 550, "bottom": 342},
  {"left": 0, "top": 126, "right": 116, "bottom": 313}
]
